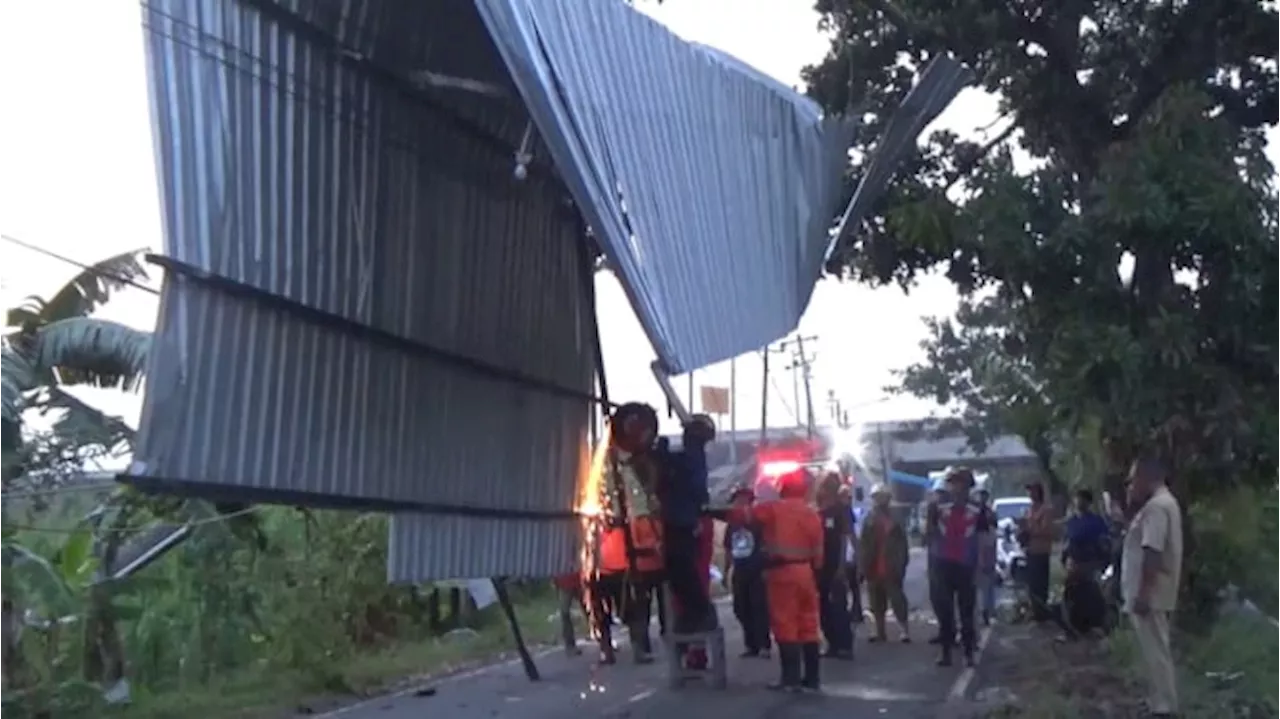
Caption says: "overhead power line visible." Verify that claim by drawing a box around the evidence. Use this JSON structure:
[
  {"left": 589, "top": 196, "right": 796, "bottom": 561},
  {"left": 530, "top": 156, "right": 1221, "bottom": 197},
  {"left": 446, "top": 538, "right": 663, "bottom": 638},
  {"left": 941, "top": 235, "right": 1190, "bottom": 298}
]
[{"left": 1, "top": 234, "right": 159, "bottom": 297}]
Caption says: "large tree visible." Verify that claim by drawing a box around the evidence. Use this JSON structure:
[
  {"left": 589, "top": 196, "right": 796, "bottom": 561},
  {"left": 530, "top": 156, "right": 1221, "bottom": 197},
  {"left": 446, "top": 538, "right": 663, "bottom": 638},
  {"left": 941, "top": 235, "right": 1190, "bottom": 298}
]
[
  {"left": 806, "top": 0, "right": 1276, "bottom": 618},
  {"left": 806, "top": 0, "right": 1276, "bottom": 494}
]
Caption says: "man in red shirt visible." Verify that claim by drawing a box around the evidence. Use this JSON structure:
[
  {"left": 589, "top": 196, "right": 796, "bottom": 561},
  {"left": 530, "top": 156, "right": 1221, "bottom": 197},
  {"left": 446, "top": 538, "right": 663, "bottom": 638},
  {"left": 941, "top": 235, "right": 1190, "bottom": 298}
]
[{"left": 924, "top": 467, "right": 992, "bottom": 666}]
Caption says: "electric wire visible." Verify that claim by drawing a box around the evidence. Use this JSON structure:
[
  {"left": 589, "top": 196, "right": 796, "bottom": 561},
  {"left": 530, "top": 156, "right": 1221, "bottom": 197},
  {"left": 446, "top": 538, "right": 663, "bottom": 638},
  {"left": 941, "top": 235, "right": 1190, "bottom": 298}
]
[
  {"left": 1, "top": 234, "right": 159, "bottom": 297},
  {"left": 1, "top": 505, "right": 261, "bottom": 536}
]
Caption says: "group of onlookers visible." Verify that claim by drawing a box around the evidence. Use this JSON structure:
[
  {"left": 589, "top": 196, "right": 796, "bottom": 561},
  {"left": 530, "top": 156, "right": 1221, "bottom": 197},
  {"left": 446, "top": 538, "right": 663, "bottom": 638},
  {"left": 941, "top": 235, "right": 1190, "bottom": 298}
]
[
  {"left": 970, "top": 457, "right": 1183, "bottom": 718},
  {"left": 717, "top": 472, "right": 915, "bottom": 689}
]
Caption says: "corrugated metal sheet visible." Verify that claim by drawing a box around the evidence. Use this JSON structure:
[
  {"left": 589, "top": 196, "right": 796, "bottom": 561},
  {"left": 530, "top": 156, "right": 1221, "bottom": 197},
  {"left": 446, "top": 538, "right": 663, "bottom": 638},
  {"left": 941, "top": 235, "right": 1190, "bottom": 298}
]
[
  {"left": 475, "top": 0, "right": 859, "bottom": 374},
  {"left": 826, "top": 56, "right": 973, "bottom": 262},
  {"left": 133, "top": 0, "right": 591, "bottom": 579}
]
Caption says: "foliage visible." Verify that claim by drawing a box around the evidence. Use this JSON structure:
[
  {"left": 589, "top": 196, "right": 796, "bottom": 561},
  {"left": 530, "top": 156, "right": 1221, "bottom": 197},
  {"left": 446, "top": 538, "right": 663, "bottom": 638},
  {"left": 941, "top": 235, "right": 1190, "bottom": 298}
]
[
  {"left": 1, "top": 251, "right": 559, "bottom": 716},
  {"left": 806, "top": 0, "right": 1277, "bottom": 616}
]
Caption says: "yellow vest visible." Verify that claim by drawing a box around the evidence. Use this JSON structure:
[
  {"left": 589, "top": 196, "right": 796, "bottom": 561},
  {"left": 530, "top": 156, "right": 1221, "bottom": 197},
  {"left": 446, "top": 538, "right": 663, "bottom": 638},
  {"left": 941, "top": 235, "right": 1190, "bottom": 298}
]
[{"left": 604, "top": 449, "right": 659, "bottom": 519}]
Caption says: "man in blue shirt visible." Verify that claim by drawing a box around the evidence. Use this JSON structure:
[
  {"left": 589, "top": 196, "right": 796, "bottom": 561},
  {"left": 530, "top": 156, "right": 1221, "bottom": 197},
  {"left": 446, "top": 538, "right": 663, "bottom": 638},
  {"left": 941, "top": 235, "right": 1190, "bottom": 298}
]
[
  {"left": 1063, "top": 489, "right": 1111, "bottom": 572},
  {"left": 660, "top": 415, "right": 717, "bottom": 633}
]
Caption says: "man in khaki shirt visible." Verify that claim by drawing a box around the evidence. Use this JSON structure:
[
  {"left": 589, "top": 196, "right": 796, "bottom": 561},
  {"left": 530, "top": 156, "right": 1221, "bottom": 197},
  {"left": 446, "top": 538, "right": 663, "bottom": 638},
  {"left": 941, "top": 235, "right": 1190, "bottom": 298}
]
[{"left": 1121, "top": 456, "right": 1183, "bottom": 718}]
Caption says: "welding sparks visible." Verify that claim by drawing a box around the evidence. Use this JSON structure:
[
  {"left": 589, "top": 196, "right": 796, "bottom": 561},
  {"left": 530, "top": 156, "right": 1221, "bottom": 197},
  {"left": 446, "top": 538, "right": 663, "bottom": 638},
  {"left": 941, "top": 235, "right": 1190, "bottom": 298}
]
[{"left": 576, "top": 430, "right": 612, "bottom": 519}]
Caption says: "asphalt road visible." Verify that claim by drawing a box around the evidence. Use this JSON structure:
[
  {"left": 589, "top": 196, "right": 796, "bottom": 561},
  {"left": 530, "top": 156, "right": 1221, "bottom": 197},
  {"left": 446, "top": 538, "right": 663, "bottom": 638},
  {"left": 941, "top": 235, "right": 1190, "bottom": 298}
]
[{"left": 310, "top": 548, "right": 963, "bottom": 719}]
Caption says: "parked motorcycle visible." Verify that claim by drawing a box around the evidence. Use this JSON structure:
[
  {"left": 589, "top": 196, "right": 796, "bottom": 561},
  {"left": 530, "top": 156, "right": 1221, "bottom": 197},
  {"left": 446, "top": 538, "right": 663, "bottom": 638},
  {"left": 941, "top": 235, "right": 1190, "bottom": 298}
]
[{"left": 995, "top": 519, "right": 1027, "bottom": 587}]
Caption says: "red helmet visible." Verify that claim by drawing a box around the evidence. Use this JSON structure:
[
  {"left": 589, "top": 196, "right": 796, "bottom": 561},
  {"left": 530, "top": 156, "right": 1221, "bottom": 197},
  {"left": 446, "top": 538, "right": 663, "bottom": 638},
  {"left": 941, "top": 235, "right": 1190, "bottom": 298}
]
[{"left": 777, "top": 470, "right": 808, "bottom": 499}]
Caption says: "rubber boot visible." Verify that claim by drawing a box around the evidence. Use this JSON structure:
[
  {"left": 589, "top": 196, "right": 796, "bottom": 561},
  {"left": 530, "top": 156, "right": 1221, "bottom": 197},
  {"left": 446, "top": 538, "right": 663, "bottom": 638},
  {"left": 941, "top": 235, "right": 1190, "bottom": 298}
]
[
  {"left": 767, "top": 643, "right": 801, "bottom": 692},
  {"left": 800, "top": 642, "right": 822, "bottom": 692}
]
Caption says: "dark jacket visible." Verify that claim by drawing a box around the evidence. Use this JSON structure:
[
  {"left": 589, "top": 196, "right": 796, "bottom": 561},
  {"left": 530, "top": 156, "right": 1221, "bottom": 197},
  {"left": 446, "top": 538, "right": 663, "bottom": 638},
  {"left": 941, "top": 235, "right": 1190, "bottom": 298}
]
[
  {"left": 723, "top": 521, "right": 765, "bottom": 574},
  {"left": 659, "top": 440, "right": 708, "bottom": 528},
  {"left": 819, "top": 505, "right": 852, "bottom": 580}
]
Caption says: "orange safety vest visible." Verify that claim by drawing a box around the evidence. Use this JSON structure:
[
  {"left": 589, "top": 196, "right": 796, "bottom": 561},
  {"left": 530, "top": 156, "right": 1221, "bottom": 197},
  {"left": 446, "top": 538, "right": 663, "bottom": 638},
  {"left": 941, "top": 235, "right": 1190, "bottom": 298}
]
[
  {"left": 754, "top": 498, "right": 823, "bottom": 569},
  {"left": 599, "top": 516, "right": 664, "bottom": 574}
]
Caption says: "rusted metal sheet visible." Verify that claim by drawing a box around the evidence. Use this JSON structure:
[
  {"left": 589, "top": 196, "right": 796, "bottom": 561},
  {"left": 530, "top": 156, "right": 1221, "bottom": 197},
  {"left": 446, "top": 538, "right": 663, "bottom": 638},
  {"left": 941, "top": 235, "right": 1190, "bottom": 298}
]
[{"left": 133, "top": 0, "right": 592, "bottom": 578}]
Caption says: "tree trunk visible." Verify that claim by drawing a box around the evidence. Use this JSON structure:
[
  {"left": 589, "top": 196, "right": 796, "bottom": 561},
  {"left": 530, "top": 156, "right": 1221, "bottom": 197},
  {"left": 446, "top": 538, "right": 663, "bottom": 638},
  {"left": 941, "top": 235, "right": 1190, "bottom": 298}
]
[
  {"left": 427, "top": 588, "right": 441, "bottom": 633},
  {"left": 447, "top": 588, "right": 462, "bottom": 629}
]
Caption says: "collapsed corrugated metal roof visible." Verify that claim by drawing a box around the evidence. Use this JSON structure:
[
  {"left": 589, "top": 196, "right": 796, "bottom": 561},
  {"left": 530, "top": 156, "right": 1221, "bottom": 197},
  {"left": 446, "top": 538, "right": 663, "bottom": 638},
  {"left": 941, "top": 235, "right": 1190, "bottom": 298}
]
[
  {"left": 475, "top": 0, "right": 858, "bottom": 373},
  {"left": 127, "top": 0, "right": 968, "bottom": 580}
]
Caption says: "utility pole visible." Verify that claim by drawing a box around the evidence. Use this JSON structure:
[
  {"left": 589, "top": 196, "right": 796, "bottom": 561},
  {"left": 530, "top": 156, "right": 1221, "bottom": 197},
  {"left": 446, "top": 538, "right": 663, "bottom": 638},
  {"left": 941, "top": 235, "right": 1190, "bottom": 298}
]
[
  {"left": 875, "top": 421, "right": 893, "bottom": 485},
  {"left": 797, "top": 335, "right": 815, "bottom": 437},
  {"left": 781, "top": 335, "right": 819, "bottom": 439}
]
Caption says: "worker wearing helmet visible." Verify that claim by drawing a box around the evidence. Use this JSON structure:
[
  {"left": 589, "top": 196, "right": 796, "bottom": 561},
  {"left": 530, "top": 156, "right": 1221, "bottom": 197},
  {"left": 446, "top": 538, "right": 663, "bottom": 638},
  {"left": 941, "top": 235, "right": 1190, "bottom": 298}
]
[
  {"left": 729, "top": 468, "right": 824, "bottom": 692},
  {"left": 596, "top": 402, "right": 666, "bottom": 664}
]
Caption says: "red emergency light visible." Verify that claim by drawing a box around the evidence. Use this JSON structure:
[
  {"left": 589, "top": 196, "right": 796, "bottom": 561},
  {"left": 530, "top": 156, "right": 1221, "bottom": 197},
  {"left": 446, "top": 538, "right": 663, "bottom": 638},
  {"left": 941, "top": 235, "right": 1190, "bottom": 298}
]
[{"left": 760, "top": 459, "right": 802, "bottom": 477}]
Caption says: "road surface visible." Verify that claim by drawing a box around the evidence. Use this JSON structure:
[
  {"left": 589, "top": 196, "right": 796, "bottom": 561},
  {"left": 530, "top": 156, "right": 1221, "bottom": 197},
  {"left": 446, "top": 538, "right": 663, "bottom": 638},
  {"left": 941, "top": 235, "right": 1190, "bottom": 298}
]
[{"left": 311, "top": 548, "right": 964, "bottom": 719}]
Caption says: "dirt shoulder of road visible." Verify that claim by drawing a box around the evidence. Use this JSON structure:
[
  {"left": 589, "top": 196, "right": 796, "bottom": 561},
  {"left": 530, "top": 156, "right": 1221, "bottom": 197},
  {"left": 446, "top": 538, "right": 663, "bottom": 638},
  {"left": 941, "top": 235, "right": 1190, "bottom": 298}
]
[{"left": 962, "top": 611, "right": 1278, "bottom": 718}]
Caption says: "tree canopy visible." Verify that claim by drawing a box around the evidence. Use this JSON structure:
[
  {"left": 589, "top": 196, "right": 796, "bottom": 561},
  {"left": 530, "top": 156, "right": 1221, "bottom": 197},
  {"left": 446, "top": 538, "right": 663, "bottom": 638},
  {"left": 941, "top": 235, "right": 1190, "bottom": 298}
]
[{"left": 805, "top": 0, "right": 1277, "bottom": 508}]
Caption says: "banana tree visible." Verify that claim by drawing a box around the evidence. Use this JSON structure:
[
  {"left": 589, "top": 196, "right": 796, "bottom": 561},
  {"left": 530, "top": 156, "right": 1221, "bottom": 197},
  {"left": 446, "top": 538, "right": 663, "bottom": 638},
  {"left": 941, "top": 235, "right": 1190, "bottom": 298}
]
[{"left": 2, "top": 250, "right": 153, "bottom": 695}]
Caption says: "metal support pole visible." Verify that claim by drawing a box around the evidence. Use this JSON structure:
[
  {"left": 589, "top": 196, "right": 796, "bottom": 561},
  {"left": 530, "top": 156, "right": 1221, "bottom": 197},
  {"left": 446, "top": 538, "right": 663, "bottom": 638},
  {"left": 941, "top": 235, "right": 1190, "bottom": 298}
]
[
  {"left": 688, "top": 372, "right": 695, "bottom": 415},
  {"left": 493, "top": 578, "right": 540, "bottom": 681},
  {"left": 759, "top": 348, "right": 769, "bottom": 448}
]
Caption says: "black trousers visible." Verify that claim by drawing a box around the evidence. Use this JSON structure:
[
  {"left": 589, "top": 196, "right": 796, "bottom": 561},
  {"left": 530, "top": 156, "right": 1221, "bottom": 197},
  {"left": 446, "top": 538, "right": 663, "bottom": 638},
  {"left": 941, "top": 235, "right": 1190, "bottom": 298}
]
[
  {"left": 846, "top": 561, "right": 863, "bottom": 622},
  {"left": 933, "top": 559, "right": 978, "bottom": 652},
  {"left": 818, "top": 570, "right": 854, "bottom": 652},
  {"left": 664, "top": 523, "right": 713, "bottom": 630},
  {"left": 1055, "top": 572, "right": 1106, "bottom": 638},
  {"left": 596, "top": 570, "right": 660, "bottom": 651},
  {"left": 731, "top": 568, "right": 771, "bottom": 652},
  {"left": 1026, "top": 553, "right": 1052, "bottom": 620}
]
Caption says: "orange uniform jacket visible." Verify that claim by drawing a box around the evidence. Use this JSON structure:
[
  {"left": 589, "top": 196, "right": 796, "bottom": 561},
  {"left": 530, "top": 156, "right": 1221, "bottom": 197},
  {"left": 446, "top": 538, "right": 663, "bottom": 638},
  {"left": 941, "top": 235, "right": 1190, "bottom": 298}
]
[
  {"left": 731, "top": 498, "right": 824, "bottom": 643},
  {"left": 598, "top": 516, "right": 664, "bottom": 574}
]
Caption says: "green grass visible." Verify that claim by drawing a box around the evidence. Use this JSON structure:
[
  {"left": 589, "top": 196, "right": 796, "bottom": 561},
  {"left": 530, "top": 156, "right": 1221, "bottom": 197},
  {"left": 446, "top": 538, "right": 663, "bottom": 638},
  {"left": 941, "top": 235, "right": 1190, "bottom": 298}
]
[
  {"left": 110, "top": 594, "right": 570, "bottom": 719},
  {"left": 979, "top": 610, "right": 1277, "bottom": 718}
]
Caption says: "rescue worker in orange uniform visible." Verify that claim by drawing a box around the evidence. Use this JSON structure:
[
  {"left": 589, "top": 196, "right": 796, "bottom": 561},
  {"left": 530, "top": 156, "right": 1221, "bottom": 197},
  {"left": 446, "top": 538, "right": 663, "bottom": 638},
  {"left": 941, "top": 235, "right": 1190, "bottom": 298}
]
[
  {"left": 594, "top": 402, "right": 666, "bottom": 664},
  {"left": 729, "top": 468, "right": 825, "bottom": 692},
  {"left": 597, "top": 515, "right": 664, "bottom": 663}
]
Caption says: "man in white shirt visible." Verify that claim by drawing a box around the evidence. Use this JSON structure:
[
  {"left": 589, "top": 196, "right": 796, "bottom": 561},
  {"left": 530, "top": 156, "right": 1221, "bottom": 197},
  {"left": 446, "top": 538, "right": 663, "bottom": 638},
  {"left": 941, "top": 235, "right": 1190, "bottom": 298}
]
[{"left": 1121, "top": 455, "right": 1183, "bottom": 718}]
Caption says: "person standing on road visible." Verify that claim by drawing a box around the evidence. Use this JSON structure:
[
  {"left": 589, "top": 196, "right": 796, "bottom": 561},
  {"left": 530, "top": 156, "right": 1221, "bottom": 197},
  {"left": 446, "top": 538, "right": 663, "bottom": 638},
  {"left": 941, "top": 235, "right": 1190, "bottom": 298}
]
[
  {"left": 816, "top": 473, "right": 855, "bottom": 660},
  {"left": 722, "top": 485, "right": 772, "bottom": 658},
  {"left": 926, "top": 467, "right": 992, "bottom": 667},
  {"left": 1122, "top": 455, "right": 1183, "bottom": 718},
  {"left": 847, "top": 485, "right": 869, "bottom": 623},
  {"left": 729, "top": 469, "right": 824, "bottom": 693},
  {"left": 1022, "top": 481, "right": 1056, "bottom": 621},
  {"left": 925, "top": 483, "right": 953, "bottom": 646},
  {"left": 974, "top": 488, "right": 998, "bottom": 626},
  {"left": 860, "top": 483, "right": 911, "bottom": 642},
  {"left": 553, "top": 572, "right": 586, "bottom": 656}
]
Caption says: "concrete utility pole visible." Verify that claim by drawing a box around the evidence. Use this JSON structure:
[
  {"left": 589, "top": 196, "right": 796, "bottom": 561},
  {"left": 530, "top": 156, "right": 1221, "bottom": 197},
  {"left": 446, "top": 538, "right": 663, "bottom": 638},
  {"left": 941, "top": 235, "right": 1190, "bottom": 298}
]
[
  {"left": 875, "top": 421, "right": 893, "bottom": 485},
  {"left": 781, "top": 335, "right": 819, "bottom": 439}
]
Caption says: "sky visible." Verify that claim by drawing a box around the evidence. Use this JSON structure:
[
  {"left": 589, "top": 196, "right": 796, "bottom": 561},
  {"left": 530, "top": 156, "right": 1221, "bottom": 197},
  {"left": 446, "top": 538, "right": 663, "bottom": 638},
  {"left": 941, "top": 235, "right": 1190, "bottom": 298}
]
[{"left": 0, "top": 0, "right": 1029, "bottom": 440}]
